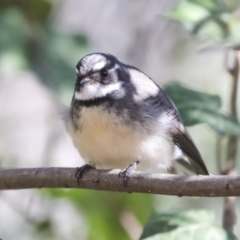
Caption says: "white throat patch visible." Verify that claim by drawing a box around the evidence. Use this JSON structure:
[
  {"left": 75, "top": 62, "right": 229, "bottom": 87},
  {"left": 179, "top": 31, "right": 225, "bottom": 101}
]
[{"left": 74, "top": 81, "right": 124, "bottom": 101}]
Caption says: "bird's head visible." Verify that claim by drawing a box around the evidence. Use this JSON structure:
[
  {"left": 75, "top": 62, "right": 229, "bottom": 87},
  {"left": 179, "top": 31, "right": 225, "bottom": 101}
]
[{"left": 74, "top": 53, "right": 126, "bottom": 101}]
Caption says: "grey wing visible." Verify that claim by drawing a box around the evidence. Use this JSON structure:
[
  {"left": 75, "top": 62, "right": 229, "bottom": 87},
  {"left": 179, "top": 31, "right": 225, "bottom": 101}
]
[
  {"left": 145, "top": 88, "right": 209, "bottom": 175},
  {"left": 170, "top": 123, "right": 209, "bottom": 175},
  {"left": 163, "top": 92, "right": 209, "bottom": 175}
]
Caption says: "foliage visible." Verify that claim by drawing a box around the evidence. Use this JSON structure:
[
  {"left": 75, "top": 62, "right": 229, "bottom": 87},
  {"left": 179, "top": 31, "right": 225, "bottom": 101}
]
[
  {"left": 164, "top": 0, "right": 240, "bottom": 49},
  {"left": 46, "top": 189, "right": 154, "bottom": 240},
  {"left": 0, "top": 3, "right": 89, "bottom": 103},
  {"left": 140, "top": 209, "right": 237, "bottom": 240},
  {"left": 164, "top": 82, "right": 240, "bottom": 136},
  {"left": 0, "top": 2, "right": 155, "bottom": 240},
  {"left": 0, "top": 0, "right": 239, "bottom": 239}
]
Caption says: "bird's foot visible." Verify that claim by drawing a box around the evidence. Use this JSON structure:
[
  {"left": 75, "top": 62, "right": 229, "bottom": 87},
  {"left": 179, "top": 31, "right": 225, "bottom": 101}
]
[
  {"left": 119, "top": 161, "right": 139, "bottom": 187},
  {"left": 75, "top": 164, "right": 95, "bottom": 185}
]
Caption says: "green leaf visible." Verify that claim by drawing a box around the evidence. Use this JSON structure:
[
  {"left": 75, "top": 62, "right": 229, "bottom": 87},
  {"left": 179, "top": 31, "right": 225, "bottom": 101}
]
[
  {"left": 164, "top": 82, "right": 240, "bottom": 136},
  {"left": 178, "top": 105, "right": 240, "bottom": 136},
  {"left": 164, "top": 82, "right": 221, "bottom": 109},
  {"left": 164, "top": 0, "right": 240, "bottom": 48},
  {"left": 0, "top": 9, "right": 30, "bottom": 73},
  {"left": 140, "top": 209, "right": 237, "bottom": 240},
  {"left": 0, "top": 0, "right": 52, "bottom": 23},
  {"left": 46, "top": 189, "right": 154, "bottom": 240}
]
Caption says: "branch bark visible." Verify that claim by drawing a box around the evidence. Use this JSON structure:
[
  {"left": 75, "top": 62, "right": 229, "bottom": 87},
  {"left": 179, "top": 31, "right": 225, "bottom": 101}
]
[
  {"left": 222, "top": 49, "right": 239, "bottom": 232},
  {"left": 0, "top": 168, "right": 240, "bottom": 197}
]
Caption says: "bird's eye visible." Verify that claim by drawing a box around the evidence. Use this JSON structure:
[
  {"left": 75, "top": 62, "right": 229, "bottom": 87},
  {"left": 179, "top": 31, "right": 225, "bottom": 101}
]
[{"left": 100, "top": 69, "right": 108, "bottom": 78}]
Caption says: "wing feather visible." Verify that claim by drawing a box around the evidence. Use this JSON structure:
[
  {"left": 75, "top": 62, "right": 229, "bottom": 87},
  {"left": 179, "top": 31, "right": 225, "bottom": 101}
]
[
  {"left": 170, "top": 123, "right": 209, "bottom": 175},
  {"left": 148, "top": 89, "right": 209, "bottom": 175}
]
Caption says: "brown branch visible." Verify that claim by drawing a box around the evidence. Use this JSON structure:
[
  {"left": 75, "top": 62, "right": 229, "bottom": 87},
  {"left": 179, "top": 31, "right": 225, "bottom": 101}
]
[
  {"left": 0, "top": 168, "right": 240, "bottom": 197},
  {"left": 222, "top": 49, "right": 239, "bottom": 232}
]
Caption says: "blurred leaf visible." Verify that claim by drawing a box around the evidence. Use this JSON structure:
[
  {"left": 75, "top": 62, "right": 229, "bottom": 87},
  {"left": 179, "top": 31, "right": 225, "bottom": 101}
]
[
  {"left": 178, "top": 105, "right": 240, "bottom": 135},
  {"left": 164, "top": 82, "right": 240, "bottom": 136},
  {"left": 34, "top": 27, "right": 90, "bottom": 89},
  {"left": 0, "top": 7, "right": 90, "bottom": 103},
  {"left": 140, "top": 209, "right": 237, "bottom": 240},
  {"left": 164, "top": 82, "right": 221, "bottom": 109},
  {"left": 0, "top": 0, "right": 52, "bottom": 23},
  {"left": 35, "top": 219, "right": 52, "bottom": 234},
  {"left": 224, "top": 0, "right": 240, "bottom": 10},
  {"left": 164, "top": 0, "right": 240, "bottom": 49},
  {"left": 0, "top": 9, "right": 29, "bottom": 73},
  {"left": 46, "top": 189, "right": 154, "bottom": 240}
]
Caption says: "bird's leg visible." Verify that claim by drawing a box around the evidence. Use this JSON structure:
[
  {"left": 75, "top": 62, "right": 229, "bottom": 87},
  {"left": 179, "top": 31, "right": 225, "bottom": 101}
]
[
  {"left": 119, "top": 161, "right": 139, "bottom": 187},
  {"left": 75, "top": 164, "right": 95, "bottom": 185}
]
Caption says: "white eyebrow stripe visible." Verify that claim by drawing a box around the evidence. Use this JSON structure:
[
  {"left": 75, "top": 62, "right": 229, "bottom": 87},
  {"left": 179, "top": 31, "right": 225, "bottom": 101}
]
[
  {"left": 93, "top": 61, "right": 106, "bottom": 71},
  {"left": 75, "top": 61, "right": 120, "bottom": 79}
]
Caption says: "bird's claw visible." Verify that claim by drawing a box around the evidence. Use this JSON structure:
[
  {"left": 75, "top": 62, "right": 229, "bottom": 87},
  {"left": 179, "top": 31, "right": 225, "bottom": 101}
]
[
  {"left": 75, "top": 164, "right": 95, "bottom": 185},
  {"left": 118, "top": 161, "right": 139, "bottom": 187}
]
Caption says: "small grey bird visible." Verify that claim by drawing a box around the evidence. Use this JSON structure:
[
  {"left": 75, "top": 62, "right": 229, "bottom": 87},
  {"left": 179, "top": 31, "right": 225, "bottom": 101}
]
[{"left": 65, "top": 52, "right": 209, "bottom": 186}]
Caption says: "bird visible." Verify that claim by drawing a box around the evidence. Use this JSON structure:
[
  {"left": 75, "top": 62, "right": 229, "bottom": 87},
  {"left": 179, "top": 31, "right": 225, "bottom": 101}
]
[{"left": 65, "top": 52, "right": 209, "bottom": 186}]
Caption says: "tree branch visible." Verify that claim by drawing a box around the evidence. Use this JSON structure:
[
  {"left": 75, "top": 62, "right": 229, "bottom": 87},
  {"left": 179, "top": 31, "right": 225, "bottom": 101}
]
[
  {"left": 0, "top": 168, "right": 240, "bottom": 197},
  {"left": 222, "top": 49, "right": 239, "bottom": 232}
]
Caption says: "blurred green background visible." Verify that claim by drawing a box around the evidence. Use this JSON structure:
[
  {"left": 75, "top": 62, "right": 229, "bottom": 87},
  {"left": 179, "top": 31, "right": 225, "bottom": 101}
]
[{"left": 0, "top": 0, "right": 240, "bottom": 239}]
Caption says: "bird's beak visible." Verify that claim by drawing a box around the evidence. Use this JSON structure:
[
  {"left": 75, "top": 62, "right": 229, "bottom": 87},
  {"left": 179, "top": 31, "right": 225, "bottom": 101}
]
[
  {"left": 75, "top": 77, "right": 91, "bottom": 92},
  {"left": 79, "top": 78, "right": 91, "bottom": 85}
]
